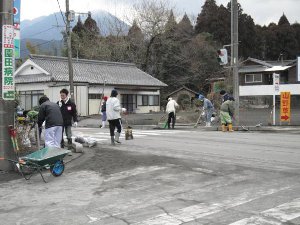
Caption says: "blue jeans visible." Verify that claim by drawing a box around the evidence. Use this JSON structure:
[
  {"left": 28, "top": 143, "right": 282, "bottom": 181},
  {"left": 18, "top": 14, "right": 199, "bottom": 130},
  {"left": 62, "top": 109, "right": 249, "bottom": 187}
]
[{"left": 205, "top": 109, "right": 214, "bottom": 123}]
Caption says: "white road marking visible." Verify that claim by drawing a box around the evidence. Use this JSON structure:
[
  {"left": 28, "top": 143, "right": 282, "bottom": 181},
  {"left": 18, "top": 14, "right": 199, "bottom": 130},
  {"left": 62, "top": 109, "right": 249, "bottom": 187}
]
[
  {"left": 229, "top": 198, "right": 300, "bottom": 225},
  {"left": 70, "top": 128, "right": 192, "bottom": 145},
  {"left": 133, "top": 187, "right": 291, "bottom": 225}
]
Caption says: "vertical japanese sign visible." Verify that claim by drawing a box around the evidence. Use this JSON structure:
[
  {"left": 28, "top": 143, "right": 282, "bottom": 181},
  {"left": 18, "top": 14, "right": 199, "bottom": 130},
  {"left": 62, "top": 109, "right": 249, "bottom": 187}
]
[
  {"left": 272, "top": 73, "right": 280, "bottom": 125},
  {"left": 273, "top": 73, "right": 280, "bottom": 92},
  {"left": 2, "top": 25, "right": 15, "bottom": 100},
  {"left": 280, "top": 92, "right": 291, "bottom": 122},
  {"left": 14, "top": 0, "right": 21, "bottom": 59}
]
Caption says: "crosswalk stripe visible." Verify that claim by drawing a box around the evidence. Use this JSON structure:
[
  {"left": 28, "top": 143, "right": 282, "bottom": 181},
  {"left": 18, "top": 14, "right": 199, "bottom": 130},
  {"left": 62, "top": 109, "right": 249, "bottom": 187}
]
[
  {"left": 228, "top": 198, "right": 300, "bottom": 225},
  {"left": 71, "top": 128, "right": 191, "bottom": 143},
  {"left": 133, "top": 187, "right": 291, "bottom": 225}
]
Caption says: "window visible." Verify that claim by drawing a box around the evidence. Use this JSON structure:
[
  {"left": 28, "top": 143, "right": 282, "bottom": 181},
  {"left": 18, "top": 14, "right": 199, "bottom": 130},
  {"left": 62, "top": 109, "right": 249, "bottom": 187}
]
[
  {"left": 137, "top": 95, "right": 159, "bottom": 106},
  {"left": 121, "top": 94, "right": 136, "bottom": 113},
  {"left": 149, "top": 95, "right": 159, "bottom": 106},
  {"left": 245, "top": 74, "right": 262, "bottom": 83},
  {"left": 137, "top": 95, "right": 148, "bottom": 106},
  {"left": 88, "top": 94, "right": 102, "bottom": 99},
  {"left": 19, "top": 90, "right": 44, "bottom": 110}
]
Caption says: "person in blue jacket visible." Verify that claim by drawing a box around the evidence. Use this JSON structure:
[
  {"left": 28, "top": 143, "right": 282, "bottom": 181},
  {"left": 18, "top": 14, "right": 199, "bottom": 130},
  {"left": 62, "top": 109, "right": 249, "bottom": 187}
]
[{"left": 198, "top": 94, "right": 214, "bottom": 127}]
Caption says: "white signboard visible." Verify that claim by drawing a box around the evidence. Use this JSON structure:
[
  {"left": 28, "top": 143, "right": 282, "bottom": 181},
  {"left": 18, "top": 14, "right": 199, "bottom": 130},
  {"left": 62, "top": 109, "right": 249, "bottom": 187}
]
[
  {"left": 273, "top": 73, "right": 280, "bottom": 93},
  {"left": 2, "top": 25, "right": 15, "bottom": 100}
]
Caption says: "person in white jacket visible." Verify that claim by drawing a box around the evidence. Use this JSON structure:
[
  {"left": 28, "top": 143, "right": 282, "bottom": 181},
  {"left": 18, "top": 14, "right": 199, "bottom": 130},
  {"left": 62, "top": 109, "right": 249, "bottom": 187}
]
[
  {"left": 166, "top": 97, "right": 179, "bottom": 129},
  {"left": 106, "top": 89, "right": 123, "bottom": 145}
]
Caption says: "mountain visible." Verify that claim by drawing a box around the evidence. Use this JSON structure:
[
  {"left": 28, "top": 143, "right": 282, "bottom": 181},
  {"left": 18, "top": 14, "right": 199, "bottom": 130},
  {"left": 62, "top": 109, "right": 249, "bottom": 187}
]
[
  {"left": 21, "top": 10, "right": 129, "bottom": 41},
  {"left": 19, "top": 10, "right": 129, "bottom": 59}
]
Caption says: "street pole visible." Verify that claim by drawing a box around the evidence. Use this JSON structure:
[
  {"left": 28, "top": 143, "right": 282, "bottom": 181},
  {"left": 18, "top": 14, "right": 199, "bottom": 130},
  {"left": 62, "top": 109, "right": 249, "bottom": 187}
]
[
  {"left": 231, "top": 0, "right": 239, "bottom": 125},
  {"left": 0, "top": 0, "right": 15, "bottom": 171},
  {"left": 65, "top": 0, "right": 74, "bottom": 99}
]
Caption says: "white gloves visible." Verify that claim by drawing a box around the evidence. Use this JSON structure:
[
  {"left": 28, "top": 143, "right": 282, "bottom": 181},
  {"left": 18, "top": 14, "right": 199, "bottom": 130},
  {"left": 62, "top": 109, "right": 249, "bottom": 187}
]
[{"left": 73, "top": 122, "right": 78, "bottom": 127}]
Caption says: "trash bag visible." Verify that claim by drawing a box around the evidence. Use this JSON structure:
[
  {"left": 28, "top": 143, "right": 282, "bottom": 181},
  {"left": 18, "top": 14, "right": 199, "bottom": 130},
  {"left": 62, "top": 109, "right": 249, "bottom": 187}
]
[
  {"left": 75, "top": 136, "right": 97, "bottom": 148},
  {"left": 84, "top": 137, "right": 97, "bottom": 148},
  {"left": 75, "top": 136, "right": 85, "bottom": 144}
]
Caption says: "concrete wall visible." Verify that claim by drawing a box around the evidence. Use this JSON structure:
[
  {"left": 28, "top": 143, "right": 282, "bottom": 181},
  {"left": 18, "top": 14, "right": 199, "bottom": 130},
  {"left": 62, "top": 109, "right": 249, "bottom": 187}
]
[{"left": 240, "top": 84, "right": 300, "bottom": 96}]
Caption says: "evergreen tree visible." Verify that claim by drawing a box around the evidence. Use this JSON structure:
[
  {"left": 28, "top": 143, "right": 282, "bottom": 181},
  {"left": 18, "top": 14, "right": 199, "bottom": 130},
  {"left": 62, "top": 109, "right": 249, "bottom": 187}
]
[
  {"left": 72, "top": 16, "right": 85, "bottom": 37},
  {"left": 278, "top": 14, "right": 290, "bottom": 26},
  {"left": 176, "top": 13, "right": 194, "bottom": 42},
  {"left": 127, "top": 20, "right": 145, "bottom": 67},
  {"left": 264, "top": 15, "right": 298, "bottom": 60},
  {"left": 164, "top": 10, "right": 177, "bottom": 38},
  {"left": 195, "top": 0, "right": 219, "bottom": 35},
  {"left": 84, "top": 12, "right": 100, "bottom": 36}
]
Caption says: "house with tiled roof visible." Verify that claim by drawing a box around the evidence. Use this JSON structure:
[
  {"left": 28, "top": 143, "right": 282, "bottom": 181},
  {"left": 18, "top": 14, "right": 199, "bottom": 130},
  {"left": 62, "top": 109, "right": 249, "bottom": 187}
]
[{"left": 14, "top": 55, "right": 167, "bottom": 116}]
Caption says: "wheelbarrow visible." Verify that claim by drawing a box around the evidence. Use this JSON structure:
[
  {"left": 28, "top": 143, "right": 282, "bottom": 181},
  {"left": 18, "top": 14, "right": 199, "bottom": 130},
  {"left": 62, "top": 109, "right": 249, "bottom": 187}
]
[{"left": 1, "top": 147, "right": 71, "bottom": 183}]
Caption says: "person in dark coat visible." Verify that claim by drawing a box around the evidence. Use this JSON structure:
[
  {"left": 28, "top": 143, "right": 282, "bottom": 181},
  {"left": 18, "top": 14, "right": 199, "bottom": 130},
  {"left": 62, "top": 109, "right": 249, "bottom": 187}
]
[
  {"left": 57, "top": 89, "right": 78, "bottom": 149},
  {"left": 38, "top": 96, "right": 63, "bottom": 148},
  {"left": 220, "top": 90, "right": 234, "bottom": 102}
]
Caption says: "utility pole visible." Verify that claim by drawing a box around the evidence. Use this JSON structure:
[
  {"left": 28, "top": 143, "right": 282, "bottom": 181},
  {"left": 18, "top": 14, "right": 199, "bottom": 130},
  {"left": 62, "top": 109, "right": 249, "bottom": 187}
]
[
  {"left": 231, "top": 0, "right": 239, "bottom": 125},
  {"left": 0, "top": 0, "right": 15, "bottom": 170},
  {"left": 65, "top": 0, "right": 74, "bottom": 99}
]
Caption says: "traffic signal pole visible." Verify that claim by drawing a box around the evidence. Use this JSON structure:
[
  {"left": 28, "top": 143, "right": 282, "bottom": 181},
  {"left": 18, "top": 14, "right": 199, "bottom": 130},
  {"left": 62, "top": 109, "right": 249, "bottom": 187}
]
[
  {"left": 0, "top": 0, "right": 16, "bottom": 171},
  {"left": 231, "top": 0, "right": 239, "bottom": 125}
]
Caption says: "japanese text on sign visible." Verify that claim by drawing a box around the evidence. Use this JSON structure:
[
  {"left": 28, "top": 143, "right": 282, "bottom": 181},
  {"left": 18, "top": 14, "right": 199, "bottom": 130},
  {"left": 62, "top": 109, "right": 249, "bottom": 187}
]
[
  {"left": 280, "top": 92, "right": 291, "bottom": 122},
  {"left": 2, "top": 25, "right": 15, "bottom": 100}
]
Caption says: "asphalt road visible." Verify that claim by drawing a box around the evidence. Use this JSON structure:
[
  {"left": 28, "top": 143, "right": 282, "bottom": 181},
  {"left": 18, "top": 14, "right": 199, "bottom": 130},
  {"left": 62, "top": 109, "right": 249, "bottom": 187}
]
[{"left": 0, "top": 128, "right": 299, "bottom": 225}]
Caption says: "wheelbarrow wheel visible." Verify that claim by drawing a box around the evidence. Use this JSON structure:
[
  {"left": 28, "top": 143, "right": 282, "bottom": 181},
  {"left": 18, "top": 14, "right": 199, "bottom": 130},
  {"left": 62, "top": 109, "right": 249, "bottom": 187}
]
[{"left": 50, "top": 160, "right": 65, "bottom": 177}]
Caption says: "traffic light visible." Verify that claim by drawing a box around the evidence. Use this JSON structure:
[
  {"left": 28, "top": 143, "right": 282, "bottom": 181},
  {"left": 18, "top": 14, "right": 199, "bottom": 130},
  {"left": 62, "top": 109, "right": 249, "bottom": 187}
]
[{"left": 217, "top": 48, "right": 228, "bottom": 65}]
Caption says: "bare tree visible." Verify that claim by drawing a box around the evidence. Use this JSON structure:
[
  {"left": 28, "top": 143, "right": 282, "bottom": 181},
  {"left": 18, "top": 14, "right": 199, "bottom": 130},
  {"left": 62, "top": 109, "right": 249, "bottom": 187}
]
[{"left": 132, "top": 0, "right": 174, "bottom": 71}]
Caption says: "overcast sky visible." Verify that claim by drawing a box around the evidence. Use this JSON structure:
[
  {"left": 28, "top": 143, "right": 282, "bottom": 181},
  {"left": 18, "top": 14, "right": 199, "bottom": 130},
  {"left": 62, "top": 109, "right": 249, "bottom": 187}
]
[{"left": 21, "top": 0, "right": 299, "bottom": 26}]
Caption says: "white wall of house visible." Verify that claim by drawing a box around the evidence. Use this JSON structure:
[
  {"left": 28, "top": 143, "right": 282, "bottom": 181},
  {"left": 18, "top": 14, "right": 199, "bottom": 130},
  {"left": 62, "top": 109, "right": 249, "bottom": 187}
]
[
  {"left": 89, "top": 85, "right": 114, "bottom": 115},
  {"left": 240, "top": 84, "right": 300, "bottom": 96},
  {"left": 136, "top": 106, "right": 160, "bottom": 113},
  {"left": 16, "top": 83, "right": 49, "bottom": 91}
]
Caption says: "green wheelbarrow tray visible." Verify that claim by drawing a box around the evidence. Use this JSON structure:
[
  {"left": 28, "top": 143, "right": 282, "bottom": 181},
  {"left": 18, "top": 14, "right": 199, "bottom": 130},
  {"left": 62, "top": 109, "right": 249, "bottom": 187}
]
[
  {"left": 17, "top": 147, "right": 71, "bottom": 182},
  {"left": 21, "top": 147, "right": 70, "bottom": 166}
]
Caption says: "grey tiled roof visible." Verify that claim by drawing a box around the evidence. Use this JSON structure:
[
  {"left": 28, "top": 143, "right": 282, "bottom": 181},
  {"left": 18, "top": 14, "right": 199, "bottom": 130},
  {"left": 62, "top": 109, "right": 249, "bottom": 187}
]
[
  {"left": 239, "top": 57, "right": 296, "bottom": 73},
  {"left": 15, "top": 55, "right": 167, "bottom": 87}
]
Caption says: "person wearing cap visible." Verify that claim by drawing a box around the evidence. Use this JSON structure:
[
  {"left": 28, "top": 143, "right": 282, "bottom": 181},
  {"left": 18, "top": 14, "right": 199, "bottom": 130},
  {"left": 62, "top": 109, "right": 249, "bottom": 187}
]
[
  {"left": 220, "top": 96, "right": 235, "bottom": 132},
  {"left": 100, "top": 96, "right": 108, "bottom": 128},
  {"left": 220, "top": 90, "right": 234, "bottom": 103},
  {"left": 106, "top": 89, "right": 125, "bottom": 145},
  {"left": 166, "top": 97, "right": 179, "bottom": 129},
  {"left": 38, "top": 96, "right": 63, "bottom": 148},
  {"left": 198, "top": 94, "right": 214, "bottom": 127}
]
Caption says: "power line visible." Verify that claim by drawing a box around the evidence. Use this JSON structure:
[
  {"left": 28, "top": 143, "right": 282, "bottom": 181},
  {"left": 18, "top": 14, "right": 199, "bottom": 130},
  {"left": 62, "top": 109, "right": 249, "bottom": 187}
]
[
  {"left": 20, "top": 39, "right": 57, "bottom": 53},
  {"left": 56, "top": 0, "right": 66, "bottom": 25},
  {"left": 25, "top": 27, "right": 56, "bottom": 39}
]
